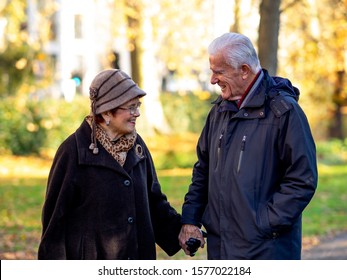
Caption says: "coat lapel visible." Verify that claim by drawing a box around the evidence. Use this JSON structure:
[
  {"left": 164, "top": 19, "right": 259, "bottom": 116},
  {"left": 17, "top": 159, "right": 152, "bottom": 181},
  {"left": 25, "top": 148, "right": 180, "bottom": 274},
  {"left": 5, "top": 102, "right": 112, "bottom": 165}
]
[{"left": 74, "top": 120, "right": 146, "bottom": 176}]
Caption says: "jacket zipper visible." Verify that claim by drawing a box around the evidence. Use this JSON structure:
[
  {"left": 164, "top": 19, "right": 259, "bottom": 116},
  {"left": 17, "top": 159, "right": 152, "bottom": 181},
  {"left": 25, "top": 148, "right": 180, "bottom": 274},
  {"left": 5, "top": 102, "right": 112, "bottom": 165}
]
[
  {"left": 215, "top": 129, "right": 224, "bottom": 170},
  {"left": 217, "top": 130, "right": 224, "bottom": 160},
  {"left": 237, "top": 135, "right": 246, "bottom": 173}
]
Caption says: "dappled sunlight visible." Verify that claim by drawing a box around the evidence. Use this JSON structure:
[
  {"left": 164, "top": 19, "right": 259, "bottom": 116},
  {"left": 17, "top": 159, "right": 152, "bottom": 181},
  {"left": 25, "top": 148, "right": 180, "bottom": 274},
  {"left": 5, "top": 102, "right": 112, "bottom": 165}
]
[
  {"left": 318, "top": 163, "right": 347, "bottom": 176},
  {"left": 157, "top": 168, "right": 192, "bottom": 177},
  {"left": 0, "top": 155, "right": 51, "bottom": 178}
]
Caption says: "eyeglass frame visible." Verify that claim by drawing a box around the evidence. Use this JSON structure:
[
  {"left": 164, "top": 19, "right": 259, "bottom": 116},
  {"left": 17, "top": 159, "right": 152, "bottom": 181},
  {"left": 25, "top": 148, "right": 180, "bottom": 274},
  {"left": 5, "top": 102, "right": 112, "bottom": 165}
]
[{"left": 117, "top": 102, "right": 142, "bottom": 115}]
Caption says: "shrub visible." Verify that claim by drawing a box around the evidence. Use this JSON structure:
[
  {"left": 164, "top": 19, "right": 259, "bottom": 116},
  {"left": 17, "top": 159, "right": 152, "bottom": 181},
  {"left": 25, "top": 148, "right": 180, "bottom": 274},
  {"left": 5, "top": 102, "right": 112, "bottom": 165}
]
[
  {"left": 0, "top": 97, "right": 47, "bottom": 155},
  {"left": 0, "top": 95, "right": 89, "bottom": 155},
  {"left": 160, "top": 90, "right": 218, "bottom": 133},
  {"left": 316, "top": 139, "right": 347, "bottom": 165}
]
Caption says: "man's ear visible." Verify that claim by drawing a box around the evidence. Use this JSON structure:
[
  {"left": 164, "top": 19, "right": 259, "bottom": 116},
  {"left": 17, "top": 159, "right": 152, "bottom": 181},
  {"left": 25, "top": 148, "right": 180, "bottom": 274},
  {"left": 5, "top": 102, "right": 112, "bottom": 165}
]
[{"left": 241, "top": 64, "right": 252, "bottom": 80}]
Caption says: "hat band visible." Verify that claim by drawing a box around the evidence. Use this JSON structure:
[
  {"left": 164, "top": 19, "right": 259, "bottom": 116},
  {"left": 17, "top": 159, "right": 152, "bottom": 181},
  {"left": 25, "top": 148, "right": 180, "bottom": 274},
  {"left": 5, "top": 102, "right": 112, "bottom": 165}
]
[
  {"left": 97, "top": 76, "right": 132, "bottom": 100},
  {"left": 95, "top": 84, "right": 137, "bottom": 110}
]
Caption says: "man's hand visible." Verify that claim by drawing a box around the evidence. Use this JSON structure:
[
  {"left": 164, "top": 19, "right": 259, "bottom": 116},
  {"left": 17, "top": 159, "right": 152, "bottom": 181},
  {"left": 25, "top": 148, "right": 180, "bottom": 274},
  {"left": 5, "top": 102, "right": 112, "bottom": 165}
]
[{"left": 179, "top": 224, "right": 205, "bottom": 256}]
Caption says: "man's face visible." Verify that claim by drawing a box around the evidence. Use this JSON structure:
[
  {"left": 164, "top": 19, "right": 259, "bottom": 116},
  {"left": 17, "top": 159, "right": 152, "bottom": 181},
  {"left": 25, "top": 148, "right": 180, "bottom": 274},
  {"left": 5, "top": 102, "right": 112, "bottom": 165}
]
[{"left": 209, "top": 52, "right": 248, "bottom": 101}]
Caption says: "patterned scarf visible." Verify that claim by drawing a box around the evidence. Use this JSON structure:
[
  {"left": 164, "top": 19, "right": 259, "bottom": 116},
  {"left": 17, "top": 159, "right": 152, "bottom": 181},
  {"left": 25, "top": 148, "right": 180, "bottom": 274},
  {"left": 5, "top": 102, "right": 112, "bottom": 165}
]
[{"left": 86, "top": 116, "right": 136, "bottom": 166}]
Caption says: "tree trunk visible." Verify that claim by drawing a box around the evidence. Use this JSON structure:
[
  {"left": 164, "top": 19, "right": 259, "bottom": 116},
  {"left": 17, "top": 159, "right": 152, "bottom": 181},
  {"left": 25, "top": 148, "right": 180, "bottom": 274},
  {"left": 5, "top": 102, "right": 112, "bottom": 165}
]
[
  {"left": 126, "top": 1, "right": 170, "bottom": 135},
  {"left": 127, "top": 14, "right": 141, "bottom": 84},
  {"left": 258, "top": 0, "right": 281, "bottom": 76},
  {"left": 230, "top": 0, "right": 241, "bottom": 32},
  {"left": 329, "top": 70, "right": 345, "bottom": 139},
  {"left": 139, "top": 4, "right": 171, "bottom": 135}
]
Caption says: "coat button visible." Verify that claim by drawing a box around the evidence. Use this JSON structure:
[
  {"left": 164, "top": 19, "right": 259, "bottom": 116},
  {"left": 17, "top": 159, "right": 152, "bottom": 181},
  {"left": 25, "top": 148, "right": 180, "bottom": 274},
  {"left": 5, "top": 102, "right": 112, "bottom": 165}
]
[
  {"left": 127, "top": 217, "right": 134, "bottom": 224},
  {"left": 259, "top": 111, "right": 264, "bottom": 116},
  {"left": 243, "top": 112, "right": 249, "bottom": 117},
  {"left": 123, "top": 180, "right": 131, "bottom": 186}
]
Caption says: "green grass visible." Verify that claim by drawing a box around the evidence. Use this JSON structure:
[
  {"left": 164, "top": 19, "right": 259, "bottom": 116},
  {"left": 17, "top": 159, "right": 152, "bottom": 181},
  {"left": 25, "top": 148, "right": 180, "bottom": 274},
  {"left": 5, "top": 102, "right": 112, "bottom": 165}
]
[
  {"left": 155, "top": 172, "right": 208, "bottom": 260},
  {"left": 0, "top": 178, "right": 46, "bottom": 259},
  {"left": 302, "top": 164, "right": 347, "bottom": 236},
  {"left": 1, "top": 139, "right": 347, "bottom": 260}
]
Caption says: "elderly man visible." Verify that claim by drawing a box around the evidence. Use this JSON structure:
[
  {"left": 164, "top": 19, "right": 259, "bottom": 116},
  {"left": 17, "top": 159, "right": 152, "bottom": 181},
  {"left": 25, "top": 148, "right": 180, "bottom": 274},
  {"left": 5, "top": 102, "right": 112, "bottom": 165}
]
[{"left": 179, "top": 32, "right": 317, "bottom": 260}]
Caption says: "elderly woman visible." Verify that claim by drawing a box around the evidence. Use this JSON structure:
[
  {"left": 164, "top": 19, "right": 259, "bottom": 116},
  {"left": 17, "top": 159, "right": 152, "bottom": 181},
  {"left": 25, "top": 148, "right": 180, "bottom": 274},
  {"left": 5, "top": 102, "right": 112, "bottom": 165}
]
[{"left": 38, "top": 69, "right": 182, "bottom": 260}]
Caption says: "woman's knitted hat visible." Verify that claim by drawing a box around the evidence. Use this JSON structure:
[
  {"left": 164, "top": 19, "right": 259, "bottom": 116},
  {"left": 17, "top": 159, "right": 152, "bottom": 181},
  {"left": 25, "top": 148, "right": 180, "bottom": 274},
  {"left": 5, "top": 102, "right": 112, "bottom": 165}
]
[{"left": 88, "top": 69, "right": 146, "bottom": 154}]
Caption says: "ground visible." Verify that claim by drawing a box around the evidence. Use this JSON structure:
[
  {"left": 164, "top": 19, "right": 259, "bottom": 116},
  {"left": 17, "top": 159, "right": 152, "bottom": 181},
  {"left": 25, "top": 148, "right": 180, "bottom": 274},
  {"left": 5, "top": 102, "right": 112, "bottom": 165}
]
[{"left": 302, "top": 231, "right": 347, "bottom": 260}]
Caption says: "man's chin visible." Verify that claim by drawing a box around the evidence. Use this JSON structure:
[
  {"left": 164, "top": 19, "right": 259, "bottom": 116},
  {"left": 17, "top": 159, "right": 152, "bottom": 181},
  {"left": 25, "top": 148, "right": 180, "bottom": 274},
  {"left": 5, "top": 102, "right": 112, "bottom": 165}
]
[{"left": 221, "top": 92, "right": 232, "bottom": 100}]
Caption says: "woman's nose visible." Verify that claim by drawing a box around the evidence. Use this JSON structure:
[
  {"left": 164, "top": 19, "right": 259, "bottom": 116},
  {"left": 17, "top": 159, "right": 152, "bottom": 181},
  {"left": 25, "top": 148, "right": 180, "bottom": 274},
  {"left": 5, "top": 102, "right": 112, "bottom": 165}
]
[{"left": 134, "top": 109, "right": 140, "bottom": 117}]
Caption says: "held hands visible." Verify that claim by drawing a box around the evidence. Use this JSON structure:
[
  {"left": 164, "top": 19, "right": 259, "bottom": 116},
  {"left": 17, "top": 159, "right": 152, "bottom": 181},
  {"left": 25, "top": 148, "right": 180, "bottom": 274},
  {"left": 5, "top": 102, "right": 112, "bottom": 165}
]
[{"left": 179, "top": 224, "right": 205, "bottom": 256}]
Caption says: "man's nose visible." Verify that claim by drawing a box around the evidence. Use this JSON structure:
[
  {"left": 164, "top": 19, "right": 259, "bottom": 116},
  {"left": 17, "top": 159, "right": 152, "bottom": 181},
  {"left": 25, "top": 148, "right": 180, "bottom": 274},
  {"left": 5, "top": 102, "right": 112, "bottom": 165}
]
[{"left": 210, "top": 74, "right": 218, "bottom": 85}]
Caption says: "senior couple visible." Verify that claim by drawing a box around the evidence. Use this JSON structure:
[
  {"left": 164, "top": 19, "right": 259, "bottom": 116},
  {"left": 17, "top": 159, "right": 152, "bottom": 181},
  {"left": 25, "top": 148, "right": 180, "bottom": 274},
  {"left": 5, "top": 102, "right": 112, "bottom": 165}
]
[{"left": 38, "top": 32, "right": 317, "bottom": 260}]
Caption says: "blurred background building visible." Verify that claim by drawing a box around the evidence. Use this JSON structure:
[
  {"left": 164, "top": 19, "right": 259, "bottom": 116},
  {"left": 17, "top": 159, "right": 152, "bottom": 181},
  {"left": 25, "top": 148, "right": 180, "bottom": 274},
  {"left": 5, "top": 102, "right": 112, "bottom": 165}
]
[
  {"left": 26, "top": 0, "right": 132, "bottom": 100},
  {"left": 23, "top": 0, "right": 236, "bottom": 100}
]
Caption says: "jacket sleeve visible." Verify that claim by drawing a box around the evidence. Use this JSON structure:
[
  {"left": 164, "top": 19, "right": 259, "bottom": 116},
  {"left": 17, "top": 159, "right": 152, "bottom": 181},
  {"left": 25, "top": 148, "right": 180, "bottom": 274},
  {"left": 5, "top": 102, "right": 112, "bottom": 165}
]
[
  {"left": 181, "top": 113, "right": 211, "bottom": 226},
  {"left": 266, "top": 97, "right": 318, "bottom": 231},
  {"left": 38, "top": 136, "right": 77, "bottom": 259},
  {"left": 144, "top": 146, "right": 182, "bottom": 256}
]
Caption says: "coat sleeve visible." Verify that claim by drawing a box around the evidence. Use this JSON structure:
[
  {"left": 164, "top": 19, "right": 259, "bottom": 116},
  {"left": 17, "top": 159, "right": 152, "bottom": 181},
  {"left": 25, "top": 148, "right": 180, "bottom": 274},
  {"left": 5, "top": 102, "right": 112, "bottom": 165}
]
[
  {"left": 38, "top": 136, "right": 77, "bottom": 259},
  {"left": 181, "top": 113, "right": 211, "bottom": 226},
  {"left": 143, "top": 145, "right": 182, "bottom": 256},
  {"left": 265, "top": 97, "right": 318, "bottom": 231}
]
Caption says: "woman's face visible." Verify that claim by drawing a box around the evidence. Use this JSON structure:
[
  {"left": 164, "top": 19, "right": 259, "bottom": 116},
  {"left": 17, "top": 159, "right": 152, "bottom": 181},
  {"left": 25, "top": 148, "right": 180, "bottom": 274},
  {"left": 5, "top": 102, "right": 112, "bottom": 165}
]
[{"left": 103, "top": 97, "right": 141, "bottom": 139}]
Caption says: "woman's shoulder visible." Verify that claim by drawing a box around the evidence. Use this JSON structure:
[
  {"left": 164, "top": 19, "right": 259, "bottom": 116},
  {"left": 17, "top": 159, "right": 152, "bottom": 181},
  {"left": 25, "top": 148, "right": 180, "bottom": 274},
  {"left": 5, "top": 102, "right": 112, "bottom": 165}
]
[
  {"left": 134, "top": 133, "right": 151, "bottom": 156},
  {"left": 135, "top": 133, "right": 146, "bottom": 145},
  {"left": 54, "top": 121, "right": 86, "bottom": 157}
]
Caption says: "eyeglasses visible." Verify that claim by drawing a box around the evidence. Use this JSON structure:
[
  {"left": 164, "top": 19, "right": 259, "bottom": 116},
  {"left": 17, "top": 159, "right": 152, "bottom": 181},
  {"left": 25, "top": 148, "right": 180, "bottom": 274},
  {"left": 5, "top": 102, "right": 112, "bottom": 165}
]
[{"left": 117, "top": 102, "right": 141, "bottom": 115}]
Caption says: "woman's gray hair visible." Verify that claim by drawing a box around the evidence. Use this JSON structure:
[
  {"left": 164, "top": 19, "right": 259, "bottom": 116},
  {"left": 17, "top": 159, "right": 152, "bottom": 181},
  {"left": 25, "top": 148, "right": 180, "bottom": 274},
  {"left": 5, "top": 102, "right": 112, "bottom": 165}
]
[{"left": 208, "top": 33, "right": 261, "bottom": 73}]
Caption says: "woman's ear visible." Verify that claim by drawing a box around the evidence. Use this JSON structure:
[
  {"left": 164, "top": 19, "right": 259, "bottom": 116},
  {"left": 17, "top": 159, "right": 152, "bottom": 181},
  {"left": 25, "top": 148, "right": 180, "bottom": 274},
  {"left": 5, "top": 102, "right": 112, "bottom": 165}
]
[{"left": 101, "top": 112, "right": 111, "bottom": 126}]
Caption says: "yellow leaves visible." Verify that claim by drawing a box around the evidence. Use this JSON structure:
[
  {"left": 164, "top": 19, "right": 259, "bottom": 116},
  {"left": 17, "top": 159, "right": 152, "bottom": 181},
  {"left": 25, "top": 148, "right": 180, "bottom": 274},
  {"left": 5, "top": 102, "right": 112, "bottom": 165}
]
[
  {"left": 26, "top": 122, "right": 39, "bottom": 132},
  {"left": 15, "top": 57, "right": 27, "bottom": 69},
  {"left": 40, "top": 119, "right": 54, "bottom": 130},
  {"left": 0, "top": 229, "right": 40, "bottom": 260},
  {"left": 193, "top": 90, "right": 211, "bottom": 101}
]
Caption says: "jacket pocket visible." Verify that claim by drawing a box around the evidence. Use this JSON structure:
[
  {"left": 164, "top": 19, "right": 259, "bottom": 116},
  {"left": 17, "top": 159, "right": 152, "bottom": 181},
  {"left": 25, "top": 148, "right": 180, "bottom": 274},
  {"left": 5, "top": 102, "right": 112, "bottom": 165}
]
[{"left": 257, "top": 204, "right": 275, "bottom": 239}]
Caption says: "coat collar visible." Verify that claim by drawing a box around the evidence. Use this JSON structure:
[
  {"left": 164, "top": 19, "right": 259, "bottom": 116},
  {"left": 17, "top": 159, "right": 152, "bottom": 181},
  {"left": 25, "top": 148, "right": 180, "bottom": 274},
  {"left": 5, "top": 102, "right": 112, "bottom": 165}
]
[{"left": 75, "top": 120, "right": 145, "bottom": 175}]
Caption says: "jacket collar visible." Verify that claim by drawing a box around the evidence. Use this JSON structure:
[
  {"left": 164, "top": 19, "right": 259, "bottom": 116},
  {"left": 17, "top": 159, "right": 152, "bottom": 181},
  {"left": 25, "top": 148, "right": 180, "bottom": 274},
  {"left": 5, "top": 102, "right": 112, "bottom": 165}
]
[
  {"left": 212, "top": 69, "right": 298, "bottom": 119},
  {"left": 212, "top": 70, "right": 268, "bottom": 113}
]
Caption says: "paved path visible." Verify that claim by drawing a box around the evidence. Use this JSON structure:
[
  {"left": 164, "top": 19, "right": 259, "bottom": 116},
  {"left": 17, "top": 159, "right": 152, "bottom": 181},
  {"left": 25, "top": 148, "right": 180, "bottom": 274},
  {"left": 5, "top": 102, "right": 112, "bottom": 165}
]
[{"left": 302, "top": 231, "right": 347, "bottom": 260}]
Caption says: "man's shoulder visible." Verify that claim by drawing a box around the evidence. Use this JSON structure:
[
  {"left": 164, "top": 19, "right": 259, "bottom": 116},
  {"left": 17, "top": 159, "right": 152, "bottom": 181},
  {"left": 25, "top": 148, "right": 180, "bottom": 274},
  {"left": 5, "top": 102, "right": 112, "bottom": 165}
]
[{"left": 268, "top": 90, "right": 297, "bottom": 117}]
